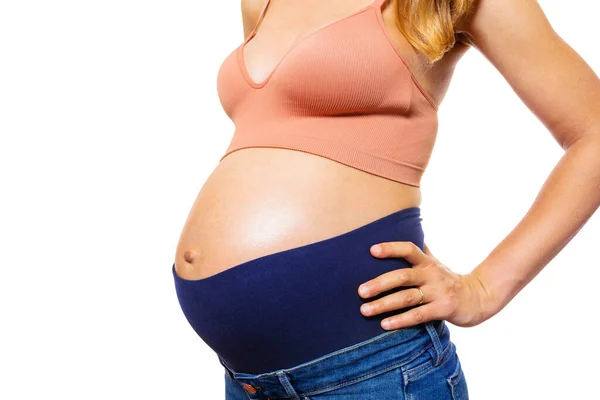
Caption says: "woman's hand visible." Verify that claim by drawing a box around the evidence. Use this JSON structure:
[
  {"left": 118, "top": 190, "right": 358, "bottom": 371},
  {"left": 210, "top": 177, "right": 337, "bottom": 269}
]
[{"left": 358, "top": 241, "right": 496, "bottom": 329}]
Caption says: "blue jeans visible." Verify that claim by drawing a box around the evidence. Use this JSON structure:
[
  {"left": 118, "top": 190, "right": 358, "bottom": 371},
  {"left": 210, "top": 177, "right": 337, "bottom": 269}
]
[{"left": 218, "top": 320, "right": 468, "bottom": 399}]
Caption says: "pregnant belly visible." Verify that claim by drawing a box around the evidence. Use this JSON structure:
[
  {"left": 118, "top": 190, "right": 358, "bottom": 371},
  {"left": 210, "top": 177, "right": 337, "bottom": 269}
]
[{"left": 173, "top": 147, "right": 421, "bottom": 281}]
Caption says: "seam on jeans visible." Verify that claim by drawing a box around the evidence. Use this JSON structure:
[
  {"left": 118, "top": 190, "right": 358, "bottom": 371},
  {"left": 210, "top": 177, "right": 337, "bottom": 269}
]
[
  {"left": 438, "top": 341, "right": 453, "bottom": 365},
  {"left": 404, "top": 341, "right": 453, "bottom": 383},
  {"left": 299, "top": 342, "right": 434, "bottom": 397},
  {"left": 245, "top": 328, "right": 414, "bottom": 381},
  {"left": 448, "top": 367, "right": 464, "bottom": 400},
  {"left": 425, "top": 321, "right": 443, "bottom": 366},
  {"left": 447, "top": 355, "right": 463, "bottom": 386},
  {"left": 278, "top": 327, "right": 418, "bottom": 374},
  {"left": 277, "top": 371, "right": 301, "bottom": 399},
  {"left": 404, "top": 359, "right": 433, "bottom": 382}
]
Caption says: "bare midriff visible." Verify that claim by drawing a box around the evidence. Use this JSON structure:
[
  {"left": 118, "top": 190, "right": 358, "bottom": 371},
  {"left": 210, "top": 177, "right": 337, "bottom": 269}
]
[{"left": 174, "top": 147, "right": 421, "bottom": 281}]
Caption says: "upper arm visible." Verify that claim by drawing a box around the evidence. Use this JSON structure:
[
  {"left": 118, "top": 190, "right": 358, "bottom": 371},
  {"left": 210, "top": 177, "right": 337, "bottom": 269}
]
[{"left": 456, "top": 0, "right": 600, "bottom": 150}]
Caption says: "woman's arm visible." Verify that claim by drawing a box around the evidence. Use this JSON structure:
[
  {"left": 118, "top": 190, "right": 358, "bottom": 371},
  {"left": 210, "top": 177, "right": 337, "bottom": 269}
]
[
  {"left": 457, "top": 0, "right": 600, "bottom": 318},
  {"left": 358, "top": 0, "right": 600, "bottom": 329}
]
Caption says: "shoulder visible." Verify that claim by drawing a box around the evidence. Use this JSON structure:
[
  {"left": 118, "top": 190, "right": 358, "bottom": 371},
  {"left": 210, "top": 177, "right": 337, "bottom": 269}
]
[
  {"left": 453, "top": 0, "right": 481, "bottom": 47},
  {"left": 453, "top": 0, "right": 552, "bottom": 50}
]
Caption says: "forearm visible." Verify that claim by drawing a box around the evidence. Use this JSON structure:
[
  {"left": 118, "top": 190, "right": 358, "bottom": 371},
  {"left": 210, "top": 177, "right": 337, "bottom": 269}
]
[{"left": 472, "top": 134, "right": 600, "bottom": 318}]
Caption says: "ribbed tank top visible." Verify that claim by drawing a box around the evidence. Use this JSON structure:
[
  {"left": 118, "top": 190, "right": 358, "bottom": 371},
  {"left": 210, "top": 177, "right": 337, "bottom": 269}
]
[{"left": 216, "top": 0, "right": 439, "bottom": 187}]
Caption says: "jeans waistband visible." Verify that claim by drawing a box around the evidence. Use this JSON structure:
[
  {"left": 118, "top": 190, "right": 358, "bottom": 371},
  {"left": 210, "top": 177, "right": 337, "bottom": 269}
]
[{"left": 218, "top": 319, "right": 448, "bottom": 399}]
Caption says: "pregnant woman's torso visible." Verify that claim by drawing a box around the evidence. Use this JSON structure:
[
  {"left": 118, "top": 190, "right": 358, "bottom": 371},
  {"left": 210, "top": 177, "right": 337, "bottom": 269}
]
[{"left": 174, "top": 0, "right": 470, "bottom": 281}]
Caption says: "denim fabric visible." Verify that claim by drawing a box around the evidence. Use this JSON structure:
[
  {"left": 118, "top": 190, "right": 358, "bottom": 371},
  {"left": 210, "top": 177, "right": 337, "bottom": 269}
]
[{"left": 219, "top": 320, "right": 468, "bottom": 400}]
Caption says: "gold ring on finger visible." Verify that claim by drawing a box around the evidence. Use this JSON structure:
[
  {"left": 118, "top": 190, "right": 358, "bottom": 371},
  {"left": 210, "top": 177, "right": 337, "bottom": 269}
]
[{"left": 416, "top": 286, "right": 424, "bottom": 306}]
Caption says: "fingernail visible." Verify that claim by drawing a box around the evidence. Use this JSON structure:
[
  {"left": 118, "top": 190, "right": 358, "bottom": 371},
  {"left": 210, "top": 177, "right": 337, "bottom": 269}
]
[
  {"left": 371, "top": 245, "right": 381, "bottom": 254},
  {"left": 361, "top": 304, "right": 371, "bottom": 314},
  {"left": 359, "top": 285, "right": 369, "bottom": 296}
]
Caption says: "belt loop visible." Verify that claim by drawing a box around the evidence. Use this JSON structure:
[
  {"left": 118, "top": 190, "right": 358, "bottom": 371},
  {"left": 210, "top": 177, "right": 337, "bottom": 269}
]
[
  {"left": 424, "top": 320, "right": 443, "bottom": 366},
  {"left": 276, "top": 371, "right": 301, "bottom": 400}
]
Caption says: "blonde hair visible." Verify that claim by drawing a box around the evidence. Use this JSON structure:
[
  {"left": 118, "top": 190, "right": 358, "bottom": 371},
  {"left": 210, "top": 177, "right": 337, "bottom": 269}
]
[{"left": 393, "top": 0, "right": 475, "bottom": 63}]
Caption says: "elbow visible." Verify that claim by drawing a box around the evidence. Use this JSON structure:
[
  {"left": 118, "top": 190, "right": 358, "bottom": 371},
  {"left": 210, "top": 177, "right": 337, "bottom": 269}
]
[{"left": 562, "top": 132, "right": 600, "bottom": 152}]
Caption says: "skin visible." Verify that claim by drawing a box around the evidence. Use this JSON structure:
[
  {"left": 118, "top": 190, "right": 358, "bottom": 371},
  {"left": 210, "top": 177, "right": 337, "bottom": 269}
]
[
  {"left": 359, "top": 0, "right": 600, "bottom": 330},
  {"left": 175, "top": 0, "right": 465, "bottom": 281},
  {"left": 175, "top": 0, "right": 599, "bottom": 332}
]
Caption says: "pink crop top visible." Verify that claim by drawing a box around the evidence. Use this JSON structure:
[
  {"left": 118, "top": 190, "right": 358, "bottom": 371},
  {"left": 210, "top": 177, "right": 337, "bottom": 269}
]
[{"left": 216, "top": 0, "right": 439, "bottom": 187}]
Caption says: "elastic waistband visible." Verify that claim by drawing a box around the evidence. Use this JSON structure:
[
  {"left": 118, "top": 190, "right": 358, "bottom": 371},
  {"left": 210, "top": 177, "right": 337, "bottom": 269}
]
[{"left": 174, "top": 206, "right": 427, "bottom": 374}]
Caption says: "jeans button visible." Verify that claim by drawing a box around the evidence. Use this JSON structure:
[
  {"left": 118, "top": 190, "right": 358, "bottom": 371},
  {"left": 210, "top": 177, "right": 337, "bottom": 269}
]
[{"left": 242, "top": 383, "right": 257, "bottom": 393}]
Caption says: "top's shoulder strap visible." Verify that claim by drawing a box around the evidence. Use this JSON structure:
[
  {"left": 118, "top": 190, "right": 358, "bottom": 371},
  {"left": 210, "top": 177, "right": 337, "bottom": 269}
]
[{"left": 247, "top": 0, "right": 272, "bottom": 39}]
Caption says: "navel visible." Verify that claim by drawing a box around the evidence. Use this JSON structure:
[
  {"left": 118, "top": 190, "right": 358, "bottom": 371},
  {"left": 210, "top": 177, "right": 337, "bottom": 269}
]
[{"left": 184, "top": 249, "right": 199, "bottom": 264}]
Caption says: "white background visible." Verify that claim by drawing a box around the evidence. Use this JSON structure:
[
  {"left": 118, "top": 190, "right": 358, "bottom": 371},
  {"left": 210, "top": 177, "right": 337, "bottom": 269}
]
[{"left": 1, "top": 0, "right": 598, "bottom": 399}]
